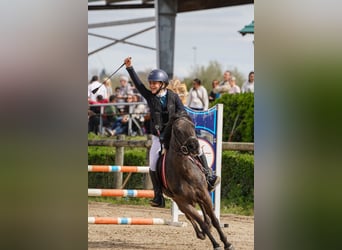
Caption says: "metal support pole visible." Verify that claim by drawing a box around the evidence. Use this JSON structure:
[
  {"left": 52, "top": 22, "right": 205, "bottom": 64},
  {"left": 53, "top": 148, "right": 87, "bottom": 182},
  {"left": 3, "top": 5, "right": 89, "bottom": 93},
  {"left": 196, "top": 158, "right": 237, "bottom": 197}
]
[{"left": 155, "top": 0, "right": 177, "bottom": 79}]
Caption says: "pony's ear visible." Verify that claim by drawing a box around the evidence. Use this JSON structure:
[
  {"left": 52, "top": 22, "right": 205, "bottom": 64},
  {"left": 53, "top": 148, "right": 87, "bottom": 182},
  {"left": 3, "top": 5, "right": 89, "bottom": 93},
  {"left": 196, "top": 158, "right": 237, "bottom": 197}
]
[
  {"left": 178, "top": 110, "right": 188, "bottom": 118},
  {"left": 181, "top": 110, "right": 188, "bottom": 115},
  {"left": 171, "top": 110, "right": 191, "bottom": 124},
  {"left": 180, "top": 111, "right": 193, "bottom": 123}
]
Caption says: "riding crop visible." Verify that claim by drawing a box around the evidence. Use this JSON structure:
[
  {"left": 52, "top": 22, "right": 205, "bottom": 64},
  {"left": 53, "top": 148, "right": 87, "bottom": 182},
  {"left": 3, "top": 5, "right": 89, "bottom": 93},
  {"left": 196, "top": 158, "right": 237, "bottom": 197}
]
[{"left": 91, "top": 58, "right": 130, "bottom": 94}]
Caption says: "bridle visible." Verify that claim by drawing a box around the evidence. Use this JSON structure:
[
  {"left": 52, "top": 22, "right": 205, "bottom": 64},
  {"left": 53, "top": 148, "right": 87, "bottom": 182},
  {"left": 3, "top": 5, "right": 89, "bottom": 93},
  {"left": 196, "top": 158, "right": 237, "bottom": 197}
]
[{"left": 171, "top": 117, "right": 198, "bottom": 156}]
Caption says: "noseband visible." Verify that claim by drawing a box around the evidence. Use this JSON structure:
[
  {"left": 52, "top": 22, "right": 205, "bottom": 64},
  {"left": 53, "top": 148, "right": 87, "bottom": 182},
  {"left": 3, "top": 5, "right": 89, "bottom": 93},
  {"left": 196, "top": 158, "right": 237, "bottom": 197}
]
[{"left": 179, "top": 135, "right": 198, "bottom": 155}]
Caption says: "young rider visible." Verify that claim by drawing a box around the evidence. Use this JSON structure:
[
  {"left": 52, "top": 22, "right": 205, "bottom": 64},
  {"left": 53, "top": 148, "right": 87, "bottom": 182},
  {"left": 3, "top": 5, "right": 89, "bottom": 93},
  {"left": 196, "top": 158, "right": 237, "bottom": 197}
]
[{"left": 124, "top": 57, "right": 220, "bottom": 208}]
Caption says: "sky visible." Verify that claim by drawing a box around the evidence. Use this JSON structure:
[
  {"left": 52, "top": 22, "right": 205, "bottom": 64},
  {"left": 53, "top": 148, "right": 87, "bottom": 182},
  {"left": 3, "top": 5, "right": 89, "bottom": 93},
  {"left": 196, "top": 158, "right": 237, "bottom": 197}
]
[{"left": 88, "top": 2, "right": 254, "bottom": 81}]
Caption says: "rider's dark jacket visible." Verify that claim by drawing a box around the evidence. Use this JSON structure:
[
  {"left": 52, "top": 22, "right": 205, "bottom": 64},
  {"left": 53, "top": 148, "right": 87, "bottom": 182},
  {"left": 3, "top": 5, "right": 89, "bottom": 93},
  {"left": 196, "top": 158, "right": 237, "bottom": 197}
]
[{"left": 126, "top": 66, "right": 185, "bottom": 137}]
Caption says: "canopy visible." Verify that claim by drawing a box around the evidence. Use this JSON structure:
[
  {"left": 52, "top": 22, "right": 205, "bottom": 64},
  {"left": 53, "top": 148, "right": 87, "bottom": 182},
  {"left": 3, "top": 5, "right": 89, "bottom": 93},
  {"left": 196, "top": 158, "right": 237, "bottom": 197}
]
[{"left": 239, "top": 20, "right": 254, "bottom": 36}]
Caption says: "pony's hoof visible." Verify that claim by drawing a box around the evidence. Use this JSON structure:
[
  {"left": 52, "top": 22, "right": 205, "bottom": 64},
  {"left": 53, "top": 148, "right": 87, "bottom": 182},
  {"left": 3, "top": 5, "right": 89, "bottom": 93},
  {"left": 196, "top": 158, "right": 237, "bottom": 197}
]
[
  {"left": 214, "top": 247, "right": 222, "bottom": 250},
  {"left": 196, "top": 232, "right": 206, "bottom": 240},
  {"left": 225, "top": 245, "right": 234, "bottom": 250}
]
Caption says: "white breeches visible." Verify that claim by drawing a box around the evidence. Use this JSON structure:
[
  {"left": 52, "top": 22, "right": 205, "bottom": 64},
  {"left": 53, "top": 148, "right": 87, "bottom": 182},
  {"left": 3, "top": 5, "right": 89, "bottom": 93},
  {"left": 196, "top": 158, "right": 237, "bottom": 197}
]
[{"left": 149, "top": 135, "right": 161, "bottom": 171}]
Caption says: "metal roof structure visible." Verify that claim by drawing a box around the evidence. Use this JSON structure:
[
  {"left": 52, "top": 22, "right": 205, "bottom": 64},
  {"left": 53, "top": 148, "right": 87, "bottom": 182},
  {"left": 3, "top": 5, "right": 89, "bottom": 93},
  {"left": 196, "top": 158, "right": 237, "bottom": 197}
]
[
  {"left": 89, "top": 0, "right": 253, "bottom": 12},
  {"left": 88, "top": 0, "right": 254, "bottom": 78}
]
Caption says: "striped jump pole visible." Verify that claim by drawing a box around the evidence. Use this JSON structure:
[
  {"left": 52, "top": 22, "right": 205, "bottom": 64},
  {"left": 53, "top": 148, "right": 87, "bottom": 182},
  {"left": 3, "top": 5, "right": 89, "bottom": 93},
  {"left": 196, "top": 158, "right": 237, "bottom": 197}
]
[
  {"left": 88, "top": 165, "right": 150, "bottom": 173},
  {"left": 88, "top": 217, "right": 167, "bottom": 225},
  {"left": 88, "top": 188, "right": 154, "bottom": 198}
]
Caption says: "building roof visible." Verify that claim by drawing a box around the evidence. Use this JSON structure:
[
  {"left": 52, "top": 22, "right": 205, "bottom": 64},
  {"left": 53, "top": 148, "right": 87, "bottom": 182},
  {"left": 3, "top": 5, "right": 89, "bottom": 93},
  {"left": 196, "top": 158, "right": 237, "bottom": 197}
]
[{"left": 89, "top": 0, "right": 254, "bottom": 12}]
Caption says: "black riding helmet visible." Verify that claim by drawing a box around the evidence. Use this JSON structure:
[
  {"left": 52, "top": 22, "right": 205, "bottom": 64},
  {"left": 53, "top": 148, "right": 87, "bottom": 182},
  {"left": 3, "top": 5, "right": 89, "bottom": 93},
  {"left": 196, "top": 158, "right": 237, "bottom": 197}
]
[{"left": 147, "top": 69, "right": 169, "bottom": 95}]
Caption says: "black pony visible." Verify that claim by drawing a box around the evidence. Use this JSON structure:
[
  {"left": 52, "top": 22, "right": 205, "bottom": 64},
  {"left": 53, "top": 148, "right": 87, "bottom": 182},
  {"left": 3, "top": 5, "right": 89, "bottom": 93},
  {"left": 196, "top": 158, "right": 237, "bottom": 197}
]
[{"left": 157, "top": 111, "right": 234, "bottom": 250}]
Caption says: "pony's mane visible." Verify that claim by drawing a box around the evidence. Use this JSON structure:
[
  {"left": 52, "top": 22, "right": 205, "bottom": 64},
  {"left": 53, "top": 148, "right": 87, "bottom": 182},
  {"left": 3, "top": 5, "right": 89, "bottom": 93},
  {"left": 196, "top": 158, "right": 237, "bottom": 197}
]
[{"left": 163, "top": 111, "right": 193, "bottom": 149}]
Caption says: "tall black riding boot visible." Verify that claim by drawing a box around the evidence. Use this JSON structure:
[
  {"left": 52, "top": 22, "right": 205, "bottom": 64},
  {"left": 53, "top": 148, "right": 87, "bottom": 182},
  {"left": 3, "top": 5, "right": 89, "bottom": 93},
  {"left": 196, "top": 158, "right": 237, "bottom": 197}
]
[
  {"left": 198, "top": 154, "right": 221, "bottom": 192},
  {"left": 149, "top": 170, "right": 165, "bottom": 208}
]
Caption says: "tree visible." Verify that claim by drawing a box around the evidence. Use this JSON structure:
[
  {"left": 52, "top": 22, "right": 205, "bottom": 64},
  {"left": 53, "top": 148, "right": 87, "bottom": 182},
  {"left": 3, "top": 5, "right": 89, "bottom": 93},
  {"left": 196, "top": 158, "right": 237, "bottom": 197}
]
[
  {"left": 230, "top": 67, "right": 246, "bottom": 88},
  {"left": 186, "top": 61, "right": 223, "bottom": 91},
  {"left": 211, "top": 93, "right": 254, "bottom": 142},
  {"left": 185, "top": 61, "right": 247, "bottom": 92}
]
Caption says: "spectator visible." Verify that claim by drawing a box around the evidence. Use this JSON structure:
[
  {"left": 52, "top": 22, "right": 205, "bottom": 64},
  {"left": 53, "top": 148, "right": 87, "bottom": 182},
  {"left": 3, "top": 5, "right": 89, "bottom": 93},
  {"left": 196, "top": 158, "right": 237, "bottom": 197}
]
[
  {"left": 129, "top": 81, "right": 140, "bottom": 95},
  {"left": 88, "top": 75, "right": 108, "bottom": 102},
  {"left": 130, "top": 94, "right": 148, "bottom": 135},
  {"left": 168, "top": 79, "right": 188, "bottom": 105},
  {"left": 88, "top": 109, "right": 100, "bottom": 134},
  {"left": 116, "top": 75, "right": 133, "bottom": 113},
  {"left": 118, "top": 75, "right": 134, "bottom": 96},
  {"left": 122, "top": 94, "right": 140, "bottom": 115},
  {"left": 213, "top": 70, "right": 231, "bottom": 95},
  {"left": 209, "top": 80, "right": 220, "bottom": 103},
  {"left": 114, "top": 86, "right": 121, "bottom": 97},
  {"left": 113, "top": 86, "right": 122, "bottom": 112},
  {"left": 228, "top": 76, "right": 241, "bottom": 94},
  {"left": 96, "top": 94, "right": 108, "bottom": 103},
  {"left": 177, "top": 82, "right": 188, "bottom": 105},
  {"left": 241, "top": 71, "right": 254, "bottom": 93},
  {"left": 88, "top": 94, "right": 109, "bottom": 134},
  {"left": 88, "top": 94, "right": 104, "bottom": 115},
  {"left": 103, "top": 78, "right": 113, "bottom": 99},
  {"left": 105, "top": 114, "right": 129, "bottom": 137},
  {"left": 103, "top": 94, "right": 117, "bottom": 128},
  {"left": 122, "top": 93, "right": 143, "bottom": 114},
  {"left": 186, "top": 78, "right": 209, "bottom": 111},
  {"left": 131, "top": 94, "right": 148, "bottom": 124}
]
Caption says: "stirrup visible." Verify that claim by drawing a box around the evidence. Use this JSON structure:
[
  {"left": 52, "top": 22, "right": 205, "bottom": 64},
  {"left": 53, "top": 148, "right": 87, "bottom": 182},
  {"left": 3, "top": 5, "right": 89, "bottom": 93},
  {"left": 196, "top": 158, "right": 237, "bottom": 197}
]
[{"left": 207, "top": 176, "right": 220, "bottom": 192}]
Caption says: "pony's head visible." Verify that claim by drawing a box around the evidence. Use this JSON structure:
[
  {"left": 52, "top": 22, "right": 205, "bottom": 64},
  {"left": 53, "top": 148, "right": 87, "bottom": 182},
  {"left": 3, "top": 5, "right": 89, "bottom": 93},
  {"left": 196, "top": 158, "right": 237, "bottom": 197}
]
[{"left": 164, "top": 111, "right": 200, "bottom": 156}]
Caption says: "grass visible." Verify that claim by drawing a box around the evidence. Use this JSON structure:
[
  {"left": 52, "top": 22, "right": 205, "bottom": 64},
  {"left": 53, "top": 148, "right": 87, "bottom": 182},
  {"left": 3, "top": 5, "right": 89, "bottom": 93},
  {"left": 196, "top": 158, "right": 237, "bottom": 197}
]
[
  {"left": 88, "top": 132, "right": 147, "bottom": 141},
  {"left": 222, "top": 203, "right": 254, "bottom": 216}
]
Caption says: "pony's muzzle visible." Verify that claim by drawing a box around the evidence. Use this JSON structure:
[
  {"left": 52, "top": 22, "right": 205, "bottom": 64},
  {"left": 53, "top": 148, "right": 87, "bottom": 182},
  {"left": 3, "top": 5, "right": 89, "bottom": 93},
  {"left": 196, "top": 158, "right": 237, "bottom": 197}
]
[{"left": 185, "top": 137, "right": 200, "bottom": 156}]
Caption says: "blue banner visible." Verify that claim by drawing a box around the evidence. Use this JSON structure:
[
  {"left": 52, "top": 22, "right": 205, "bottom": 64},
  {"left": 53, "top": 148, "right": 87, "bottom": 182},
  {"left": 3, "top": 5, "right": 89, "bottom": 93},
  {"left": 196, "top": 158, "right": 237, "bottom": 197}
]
[{"left": 185, "top": 106, "right": 218, "bottom": 172}]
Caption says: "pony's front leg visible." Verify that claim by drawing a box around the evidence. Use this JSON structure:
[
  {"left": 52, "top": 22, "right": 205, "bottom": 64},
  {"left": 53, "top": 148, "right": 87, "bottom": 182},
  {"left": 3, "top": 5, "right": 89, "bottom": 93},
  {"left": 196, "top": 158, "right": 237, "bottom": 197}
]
[
  {"left": 178, "top": 203, "right": 221, "bottom": 249},
  {"left": 184, "top": 213, "right": 205, "bottom": 240},
  {"left": 177, "top": 203, "right": 205, "bottom": 240},
  {"left": 200, "top": 201, "right": 234, "bottom": 250},
  {"left": 200, "top": 203, "right": 212, "bottom": 228}
]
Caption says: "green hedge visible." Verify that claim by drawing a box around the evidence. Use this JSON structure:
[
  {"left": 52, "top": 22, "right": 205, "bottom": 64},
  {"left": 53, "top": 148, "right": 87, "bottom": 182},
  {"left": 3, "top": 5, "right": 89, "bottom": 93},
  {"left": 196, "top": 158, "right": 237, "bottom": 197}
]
[
  {"left": 88, "top": 147, "right": 254, "bottom": 209},
  {"left": 211, "top": 93, "right": 254, "bottom": 142},
  {"left": 221, "top": 151, "right": 254, "bottom": 207}
]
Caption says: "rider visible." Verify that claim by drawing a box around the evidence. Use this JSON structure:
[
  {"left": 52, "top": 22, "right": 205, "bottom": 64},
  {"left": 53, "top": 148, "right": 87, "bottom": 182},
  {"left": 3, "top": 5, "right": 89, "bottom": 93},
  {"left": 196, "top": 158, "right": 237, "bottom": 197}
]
[{"left": 124, "top": 57, "right": 220, "bottom": 208}]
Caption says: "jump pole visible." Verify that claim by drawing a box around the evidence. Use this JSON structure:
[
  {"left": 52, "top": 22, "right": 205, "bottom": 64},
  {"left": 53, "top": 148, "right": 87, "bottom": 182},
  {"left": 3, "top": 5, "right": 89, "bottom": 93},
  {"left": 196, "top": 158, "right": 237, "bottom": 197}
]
[
  {"left": 88, "top": 217, "right": 167, "bottom": 225},
  {"left": 88, "top": 188, "right": 154, "bottom": 198},
  {"left": 88, "top": 165, "right": 149, "bottom": 173}
]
